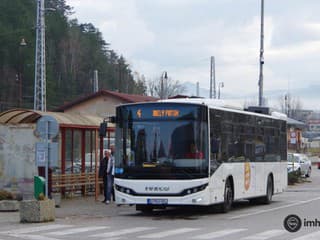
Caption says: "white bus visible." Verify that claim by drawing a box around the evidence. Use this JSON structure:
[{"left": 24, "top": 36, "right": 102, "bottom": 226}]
[{"left": 113, "top": 98, "right": 287, "bottom": 213}]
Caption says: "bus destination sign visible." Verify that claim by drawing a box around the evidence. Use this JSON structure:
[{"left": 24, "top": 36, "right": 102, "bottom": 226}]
[
  {"left": 135, "top": 109, "right": 180, "bottom": 118},
  {"left": 152, "top": 109, "right": 180, "bottom": 117}
]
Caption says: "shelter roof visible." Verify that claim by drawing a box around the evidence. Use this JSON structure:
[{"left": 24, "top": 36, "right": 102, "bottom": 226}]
[
  {"left": 0, "top": 109, "right": 102, "bottom": 128},
  {"left": 287, "top": 117, "right": 306, "bottom": 128}
]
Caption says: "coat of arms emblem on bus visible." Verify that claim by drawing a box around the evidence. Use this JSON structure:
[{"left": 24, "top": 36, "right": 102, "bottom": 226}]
[
  {"left": 244, "top": 162, "right": 251, "bottom": 191},
  {"left": 136, "top": 109, "right": 142, "bottom": 118}
]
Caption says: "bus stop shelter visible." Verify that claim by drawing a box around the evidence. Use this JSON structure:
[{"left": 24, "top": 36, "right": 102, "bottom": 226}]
[{"left": 0, "top": 109, "right": 106, "bottom": 199}]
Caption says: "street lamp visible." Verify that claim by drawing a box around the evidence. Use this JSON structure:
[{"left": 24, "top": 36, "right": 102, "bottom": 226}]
[
  {"left": 160, "top": 71, "right": 168, "bottom": 99},
  {"left": 218, "top": 82, "right": 224, "bottom": 99},
  {"left": 18, "top": 38, "right": 27, "bottom": 107}
]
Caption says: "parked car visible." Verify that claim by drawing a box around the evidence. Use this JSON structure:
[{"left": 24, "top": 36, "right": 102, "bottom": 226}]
[
  {"left": 287, "top": 153, "right": 312, "bottom": 177},
  {"left": 318, "top": 161, "right": 320, "bottom": 170}
]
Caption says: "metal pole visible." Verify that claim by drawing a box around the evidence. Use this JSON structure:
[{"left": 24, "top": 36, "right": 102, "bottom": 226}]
[
  {"left": 160, "top": 71, "right": 167, "bottom": 99},
  {"left": 218, "top": 82, "right": 224, "bottom": 99},
  {"left": 284, "top": 94, "right": 288, "bottom": 115},
  {"left": 210, "top": 57, "right": 212, "bottom": 98},
  {"left": 258, "top": 0, "right": 264, "bottom": 106},
  {"left": 213, "top": 57, "right": 216, "bottom": 99},
  {"left": 34, "top": 0, "right": 46, "bottom": 111},
  {"left": 45, "top": 121, "right": 49, "bottom": 198},
  {"left": 161, "top": 77, "right": 163, "bottom": 99},
  {"left": 210, "top": 56, "right": 216, "bottom": 99},
  {"left": 93, "top": 70, "right": 99, "bottom": 92},
  {"left": 164, "top": 71, "right": 168, "bottom": 99},
  {"left": 196, "top": 82, "right": 199, "bottom": 97}
]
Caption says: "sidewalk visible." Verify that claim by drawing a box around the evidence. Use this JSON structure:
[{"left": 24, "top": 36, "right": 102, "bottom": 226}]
[
  {"left": 55, "top": 196, "right": 126, "bottom": 219},
  {"left": 0, "top": 196, "right": 133, "bottom": 227}
]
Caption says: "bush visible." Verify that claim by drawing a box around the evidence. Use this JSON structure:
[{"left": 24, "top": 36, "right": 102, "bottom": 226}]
[
  {"left": 288, "top": 171, "right": 301, "bottom": 185},
  {"left": 0, "top": 189, "right": 14, "bottom": 200}
]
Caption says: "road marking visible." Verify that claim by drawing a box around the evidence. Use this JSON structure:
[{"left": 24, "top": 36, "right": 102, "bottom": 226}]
[
  {"left": 229, "top": 196, "right": 320, "bottom": 219},
  {"left": 192, "top": 228, "right": 247, "bottom": 239},
  {"left": 139, "top": 228, "right": 199, "bottom": 238},
  {"left": 241, "top": 229, "right": 286, "bottom": 240},
  {"left": 47, "top": 226, "right": 109, "bottom": 235},
  {"left": 0, "top": 224, "right": 72, "bottom": 235},
  {"left": 291, "top": 231, "right": 320, "bottom": 240},
  {"left": 8, "top": 234, "right": 61, "bottom": 240},
  {"left": 90, "top": 227, "right": 154, "bottom": 238}
]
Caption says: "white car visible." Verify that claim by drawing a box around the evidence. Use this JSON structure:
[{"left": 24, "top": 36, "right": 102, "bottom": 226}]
[{"left": 287, "top": 153, "right": 312, "bottom": 177}]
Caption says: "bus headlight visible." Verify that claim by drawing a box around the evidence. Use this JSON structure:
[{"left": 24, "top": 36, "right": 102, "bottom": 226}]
[
  {"left": 115, "top": 184, "right": 135, "bottom": 195},
  {"left": 181, "top": 183, "right": 208, "bottom": 196}
]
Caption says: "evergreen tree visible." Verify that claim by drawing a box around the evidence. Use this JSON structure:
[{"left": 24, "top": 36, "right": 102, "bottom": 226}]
[{"left": 0, "top": 0, "right": 147, "bottom": 111}]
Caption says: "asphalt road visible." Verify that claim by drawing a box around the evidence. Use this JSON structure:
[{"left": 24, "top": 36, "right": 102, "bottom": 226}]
[{"left": 1, "top": 166, "right": 320, "bottom": 240}]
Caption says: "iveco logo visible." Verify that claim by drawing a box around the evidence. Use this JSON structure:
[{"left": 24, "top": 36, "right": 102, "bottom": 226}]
[{"left": 145, "top": 186, "right": 170, "bottom": 192}]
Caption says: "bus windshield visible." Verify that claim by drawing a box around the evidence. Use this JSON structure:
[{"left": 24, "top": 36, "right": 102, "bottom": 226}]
[{"left": 115, "top": 103, "right": 209, "bottom": 179}]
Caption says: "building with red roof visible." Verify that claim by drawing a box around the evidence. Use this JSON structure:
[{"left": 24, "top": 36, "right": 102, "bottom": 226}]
[{"left": 54, "top": 89, "right": 157, "bottom": 118}]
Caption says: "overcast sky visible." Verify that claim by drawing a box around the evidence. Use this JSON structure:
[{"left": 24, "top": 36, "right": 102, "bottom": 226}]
[{"left": 66, "top": 0, "right": 320, "bottom": 110}]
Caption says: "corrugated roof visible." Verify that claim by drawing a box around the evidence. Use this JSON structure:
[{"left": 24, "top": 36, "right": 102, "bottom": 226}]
[
  {"left": 54, "top": 89, "right": 158, "bottom": 112},
  {"left": 0, "top": 109, "right": 103, "bottom": 128}
]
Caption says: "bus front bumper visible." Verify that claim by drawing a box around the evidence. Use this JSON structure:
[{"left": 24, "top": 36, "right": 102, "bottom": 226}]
[{"left": 115, "top": 189, "right": 211, "bottom": 206}]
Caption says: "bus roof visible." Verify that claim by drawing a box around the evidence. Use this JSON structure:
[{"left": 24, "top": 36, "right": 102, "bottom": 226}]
[
  {"left": 159, "top": 98, "right": 287, "bottom": 121},
  {"left": 159, "top": 98, "right": 243, "bottom": 111},
  {"left": 118, "top": 98, "right": 287, "bottom": 122}
]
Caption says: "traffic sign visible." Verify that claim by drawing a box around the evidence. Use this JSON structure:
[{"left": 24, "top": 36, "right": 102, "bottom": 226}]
[
  {"left": 36, "top": 115, "right": 59, "bottom": 139},
  {"left": 35, "top": 142, "right": 59, "bottom": 167}
]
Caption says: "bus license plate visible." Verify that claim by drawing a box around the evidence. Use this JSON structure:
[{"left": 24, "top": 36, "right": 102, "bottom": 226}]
[{"left": 147, "top": 199, "right": 168, "bottom": 205}]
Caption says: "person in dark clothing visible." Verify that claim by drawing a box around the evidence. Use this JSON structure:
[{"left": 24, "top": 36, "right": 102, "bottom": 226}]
[
  {"left": 106, "top": 145, "right": 115, "bottom": 204},
  {"left": 98, "top": 150, "right": 109, "bottom": 203},
  {"left": 110, "top": 145, "right": 116, "bottom": 201}
]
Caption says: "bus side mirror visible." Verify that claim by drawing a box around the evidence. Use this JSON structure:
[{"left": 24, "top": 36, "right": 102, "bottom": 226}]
[
  {"left": 99, "top": 122, "right": 107, "bottom": 137},
  {"left": 117, "top": 108, "right": 123, "bottom": 128},
  {"left": 109, "top": 116, "right": 116, "bottom": 123}
]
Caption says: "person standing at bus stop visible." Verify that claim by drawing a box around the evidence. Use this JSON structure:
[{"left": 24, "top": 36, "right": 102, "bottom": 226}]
[
  {"left": 110, "top": 145, "right": 116, "bottom": 201},
  {"left": 106, "top": 148, "right": 115, "bottom": 204},
  {"left": 99, "top": 150, "right": 109, "bottom": 203}
]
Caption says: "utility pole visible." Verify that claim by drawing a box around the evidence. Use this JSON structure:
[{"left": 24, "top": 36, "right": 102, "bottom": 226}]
[
  {"left": 34, "top": 0, "right": 46, "bottom": 111},
  {"left": 160, "top": 71, "right": 167, "bottom": 99},
  {"left": 284, "top": 94, "right": 288, "bottom": 116},
  {"left": 196, "top": 82, "right": 199, "bottom": 97},
  {"left": 210, "top": 56, "right": 216, "bottom": 99},
  {"left": 218, "top": 82, "right": 224, "bottom": 99},
  {"left": 93, "top": 70, "right": 99, "bottom": 92},
  {"left": 258, "top": 0, "right": 264, "bottom": 106}
]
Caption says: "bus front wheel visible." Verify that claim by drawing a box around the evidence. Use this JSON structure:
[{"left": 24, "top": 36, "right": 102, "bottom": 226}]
[
  {"left": 261, "top": 175, "right": 273, "bottom": 204},
  {"left": 219, "top": 179, "right": 233, "bottom": 213}
]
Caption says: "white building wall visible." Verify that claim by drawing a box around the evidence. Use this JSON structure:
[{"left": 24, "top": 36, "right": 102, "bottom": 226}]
[{"left": 0, "top": 124, "right": 38, "bottom": 198}]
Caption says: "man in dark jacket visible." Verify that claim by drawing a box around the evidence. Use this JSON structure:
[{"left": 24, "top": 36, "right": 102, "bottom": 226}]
[{"left": 98, "top": 150, "right": 109, "bottom": 203}]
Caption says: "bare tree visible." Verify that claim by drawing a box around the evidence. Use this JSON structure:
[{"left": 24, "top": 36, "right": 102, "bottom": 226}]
[
  {"left": 243, "top": 98, "right": 258, "bottom": 109},
  {"left": 147, "top": 74, "right": 186, "bottom": 99},
  {"left": 132, "top": 72, "right": 147, "bottom": 95},
  {"left": 278, "top": 93, "right": 303, "bottom": 118}
]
